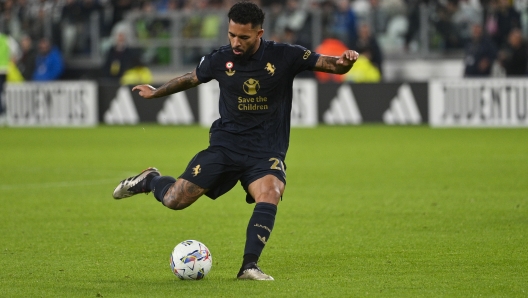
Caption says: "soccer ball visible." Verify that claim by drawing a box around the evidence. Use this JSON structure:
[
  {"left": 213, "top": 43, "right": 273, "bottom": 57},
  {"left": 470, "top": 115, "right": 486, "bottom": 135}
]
[{"left": 170, "top": 240, "right": 212, "bottom": 280}]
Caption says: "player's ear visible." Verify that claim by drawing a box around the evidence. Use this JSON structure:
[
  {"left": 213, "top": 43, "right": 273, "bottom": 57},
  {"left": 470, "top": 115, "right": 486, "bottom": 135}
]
[{"left": 257, "top": 29, "right": 264, "bottom": 38}]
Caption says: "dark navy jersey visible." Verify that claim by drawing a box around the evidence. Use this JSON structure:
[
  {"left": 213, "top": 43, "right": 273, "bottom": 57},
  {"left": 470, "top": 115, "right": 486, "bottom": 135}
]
[{"left": 195, "top": 38, "right": 320, "bottom": 160}]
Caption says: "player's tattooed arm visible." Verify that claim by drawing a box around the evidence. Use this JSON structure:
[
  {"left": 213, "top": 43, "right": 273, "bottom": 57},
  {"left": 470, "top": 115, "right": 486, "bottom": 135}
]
[
  {"left": 155, "top": 70, "right": 201, "bottom": 97},
  {"left": 313, "top": 50, "right": 359, "bottom": 74},
  {"left": 131, "top": 69, "right": 201, "bottom": 99}
]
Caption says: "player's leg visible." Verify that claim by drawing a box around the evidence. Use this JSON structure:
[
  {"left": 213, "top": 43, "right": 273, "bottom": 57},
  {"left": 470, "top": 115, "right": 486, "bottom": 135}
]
[
  {"left": 243, "top": 174, "right": 284, "bottom": 264},
  {"left": 247, "top": 174, "right": 284, "bottom": 205},
  {"left": 151, "top": 177, "right": 208, "bottom": 210},
  {"left": 113, "top": 147, "right": 239, "bottom": 210},
  {"left": 238, "top": 166, "right": 286, "bottom": 280},
  {"left": 113, "top": 167, "right": 207, "bottom": 209}
]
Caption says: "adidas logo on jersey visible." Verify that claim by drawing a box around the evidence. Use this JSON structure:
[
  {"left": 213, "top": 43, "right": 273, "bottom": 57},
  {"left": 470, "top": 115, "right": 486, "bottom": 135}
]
[
  {"left": 323, "top": 84, "right": 362, "bottom": 124},
  {"left": 104, "top": 86, "right": 139, "bottom": 125},
  {"left": 383, "top": 84, "right": 422, "bottom": 125},
  {"left": 157, "top": 93, "right": 194, "bottom": 125}
]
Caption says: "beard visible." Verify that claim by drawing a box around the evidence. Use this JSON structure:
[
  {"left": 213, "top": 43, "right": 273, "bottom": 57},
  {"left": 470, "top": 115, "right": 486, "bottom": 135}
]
[
  {"left": 233, "top": 42, "right": 258, "bottom": 62},
  {"left": 233, "top": 49, "right": 252, "bottom": 62}
]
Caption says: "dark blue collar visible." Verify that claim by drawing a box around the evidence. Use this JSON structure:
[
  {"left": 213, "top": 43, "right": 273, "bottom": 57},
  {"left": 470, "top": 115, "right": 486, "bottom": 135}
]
[{"left": 249, "top": 38, "right": 266, "bottom": 61}]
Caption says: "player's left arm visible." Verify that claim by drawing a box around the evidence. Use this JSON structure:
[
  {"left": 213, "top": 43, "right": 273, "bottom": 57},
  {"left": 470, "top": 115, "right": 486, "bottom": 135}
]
[{"left": 313, "top": 50, "right": 359, "bottom": 74}]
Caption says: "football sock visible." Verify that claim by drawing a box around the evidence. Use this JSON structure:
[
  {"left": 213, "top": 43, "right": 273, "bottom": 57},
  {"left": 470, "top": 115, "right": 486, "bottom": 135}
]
[
  {"left": 242, "top": 202, "right": 277, "bottom": 266},
  {"left": 243, "top": 254, "right": 259, "bottom": 266},
  {"left": 145, "top": 172, "right": 159, "bottom": 191},
  {"left": 150, "top": 176, "right": 176, "bottom": 204}
]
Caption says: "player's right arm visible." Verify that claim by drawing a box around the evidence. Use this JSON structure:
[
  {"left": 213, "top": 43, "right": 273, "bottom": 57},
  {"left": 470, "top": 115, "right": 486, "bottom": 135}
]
[{"left": 132, "top": 69, "right": 202, "bottom": 99}]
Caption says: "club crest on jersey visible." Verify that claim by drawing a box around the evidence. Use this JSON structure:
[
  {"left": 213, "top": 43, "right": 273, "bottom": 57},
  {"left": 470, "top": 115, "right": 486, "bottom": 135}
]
[
  {"left": 225, "top": 61, "right": 235, "bottom": 76},
  {"left": 264, "top": 62, "right": 275, "bottom": 76},
  {"left": 243, "top": 78, "right": 260, "bottom": 95},
  {"left": 192, "top": 165, "right": 201, "bottom": 176}
]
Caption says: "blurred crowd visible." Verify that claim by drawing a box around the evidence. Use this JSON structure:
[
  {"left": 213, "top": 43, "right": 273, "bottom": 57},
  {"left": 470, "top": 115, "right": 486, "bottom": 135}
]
[{"left": 1, "top": 0, "right": 528, "bottom": 85}]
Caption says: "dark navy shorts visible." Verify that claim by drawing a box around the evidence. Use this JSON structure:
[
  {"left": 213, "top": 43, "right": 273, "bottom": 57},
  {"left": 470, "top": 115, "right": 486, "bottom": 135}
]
[{"left": 178, "top": 146, "right": 286, "bottom": 203}]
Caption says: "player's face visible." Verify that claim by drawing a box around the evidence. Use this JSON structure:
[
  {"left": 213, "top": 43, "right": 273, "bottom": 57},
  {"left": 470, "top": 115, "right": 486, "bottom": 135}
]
[{"left": 228, "top": 20, "right": 264, "bottom": 59}]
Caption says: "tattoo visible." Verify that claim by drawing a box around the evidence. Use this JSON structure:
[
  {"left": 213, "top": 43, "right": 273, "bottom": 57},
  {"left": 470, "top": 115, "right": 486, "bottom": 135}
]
[
  {"left": 164, "top": 179, "right": 208, "bottom": 209},
  {"left": 154, "top": 71, "right": 200, "bottom": 98},
  {"left": 179, "top": 180, "right": 205, "bottom": 198},
  {"left": 314, "top": 55, "right": 352, "bottom": 75}
]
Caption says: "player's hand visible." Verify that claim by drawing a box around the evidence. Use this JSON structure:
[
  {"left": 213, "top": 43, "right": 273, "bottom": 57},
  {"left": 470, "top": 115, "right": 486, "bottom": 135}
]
[
  {"left": 132, "top": 84, "right": 157, "bottom": 99},
  {"left": 336, "top": 50, "right": 359, "bottom": 67}
]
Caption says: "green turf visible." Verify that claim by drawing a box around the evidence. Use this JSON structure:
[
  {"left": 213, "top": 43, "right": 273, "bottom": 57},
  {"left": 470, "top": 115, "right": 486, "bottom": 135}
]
[{"left": 1, "top": 125, "right": 527, "bottom": 297}]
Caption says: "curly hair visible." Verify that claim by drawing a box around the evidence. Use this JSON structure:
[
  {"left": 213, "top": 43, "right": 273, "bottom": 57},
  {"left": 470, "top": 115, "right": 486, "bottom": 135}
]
[{"left": 227, "top": 1, "right": 265, "bottom": 28}]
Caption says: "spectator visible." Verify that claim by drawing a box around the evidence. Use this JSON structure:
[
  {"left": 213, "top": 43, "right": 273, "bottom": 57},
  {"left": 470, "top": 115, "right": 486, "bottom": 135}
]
[
  {"left": 273, "top": 0, "right": 309, "bottom": 38},
  {"left": 434, "top": 0, "right": 464, "bottom": 50},
  {"left": 16, "top": 34, "right": 37, "bottom": 81},
  {"left": 7, "top": 60, "right": 24, "bottom": 82},
  {"left": 451, "top": 0, "right": 482, "bottom": 46},
  {"left": 32, "top": 37, "right": 64, "bottom": 81},
  {"left": 61, "top": 0, "right": 103, "bottom": 57},
  {"left": 463, "top": 22, "right": 497, "bottom": 77},
  {"left": 368, "top": 0, "right": 389, "bottom": 34},
  {"left": 0, "top": 32, "right": 5, "bottom": 121},
  {"left": 330, "top": 0, "right": 358, "bottom": 48},
  {"left": 134, "top": 1, "right": 171, "bottom": 65},
  {"left": 498, "top": 28, "right": 527, "bottom": 76},
  {"left": 353, "top": 22, "right": 383, "bottom": 77},
  {"left": 60, "top": 0, "right": 83, "bottom": 58},
  {"left": 110, "top": 0, "right": 137, "bottom": 30},
  {"left": 265, "top": 1, "right": 284, "bottom": 40},
  {"left": 0, "top": 0, "right": 22, "bottom": 40},
  {"left": 344, "top": 46, "right": 381, "bottom": 83},
  {"left": 26, "top": 1, "right": 54, "bottom": 41},
  {"left": 13, "top": 0, "right": 33, "bottom": 37},
  {"left": 120, "top": 55, "right": 153, "bottom": 85},
  {"left": 314, "top": 32, "right": 349, "bottom": 83},
  {"left": 403, "top": 0, "right": 422, "bottom": 51},
  {"left": 101, "top": 30, "right": 138, "bottom": 82},
  {"left": 0, "top": 32, "right": 21, "bottom": 119},
  {"left": 320, "top": 0, "right": 337, "bottom": 34},
  {"left": 281, "top": 27, "right": 299, "bottom": 45},
  {"left": 489, "top": 0, "right": 521, "bottom": 48}
]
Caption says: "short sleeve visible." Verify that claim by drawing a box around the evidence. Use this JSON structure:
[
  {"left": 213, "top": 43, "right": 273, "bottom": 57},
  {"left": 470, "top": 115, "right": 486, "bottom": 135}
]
[
  {"left": 285, "top": 44, "right": 320, "bottom": 75},
  {"left": 195, "top": 54, "right": 214, "bottom": 83}
]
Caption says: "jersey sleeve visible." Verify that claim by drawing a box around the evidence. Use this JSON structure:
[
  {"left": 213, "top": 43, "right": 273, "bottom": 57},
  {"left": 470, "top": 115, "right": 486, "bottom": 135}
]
[
  {"left": 286, "top": 44, "right": 321, "bottom": 75},
  {"left": 195, "top": 53, "right": 214, "bottom": 83}
]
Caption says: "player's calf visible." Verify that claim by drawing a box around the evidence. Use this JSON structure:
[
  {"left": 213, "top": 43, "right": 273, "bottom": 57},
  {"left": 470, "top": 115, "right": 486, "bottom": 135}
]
[{"left": 151, "top": 178, "right": 207, "bottom": 210}]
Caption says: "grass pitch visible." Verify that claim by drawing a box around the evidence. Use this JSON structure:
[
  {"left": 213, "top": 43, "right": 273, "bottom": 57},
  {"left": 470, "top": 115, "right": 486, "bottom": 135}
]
[{"left": 1, "top": 125, "right": 527, "bottom": 297}]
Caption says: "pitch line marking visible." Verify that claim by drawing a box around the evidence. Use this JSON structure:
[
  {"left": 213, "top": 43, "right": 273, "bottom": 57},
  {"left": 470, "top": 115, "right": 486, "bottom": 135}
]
[{"left": 0, "top": 179, "right": 118, "bottom": 190}]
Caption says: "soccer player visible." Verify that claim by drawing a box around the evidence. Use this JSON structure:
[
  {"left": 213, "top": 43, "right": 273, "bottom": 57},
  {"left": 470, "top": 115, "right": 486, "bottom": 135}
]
[{"left": 112, "top": 1, "right": 358, "bottom": 280}]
